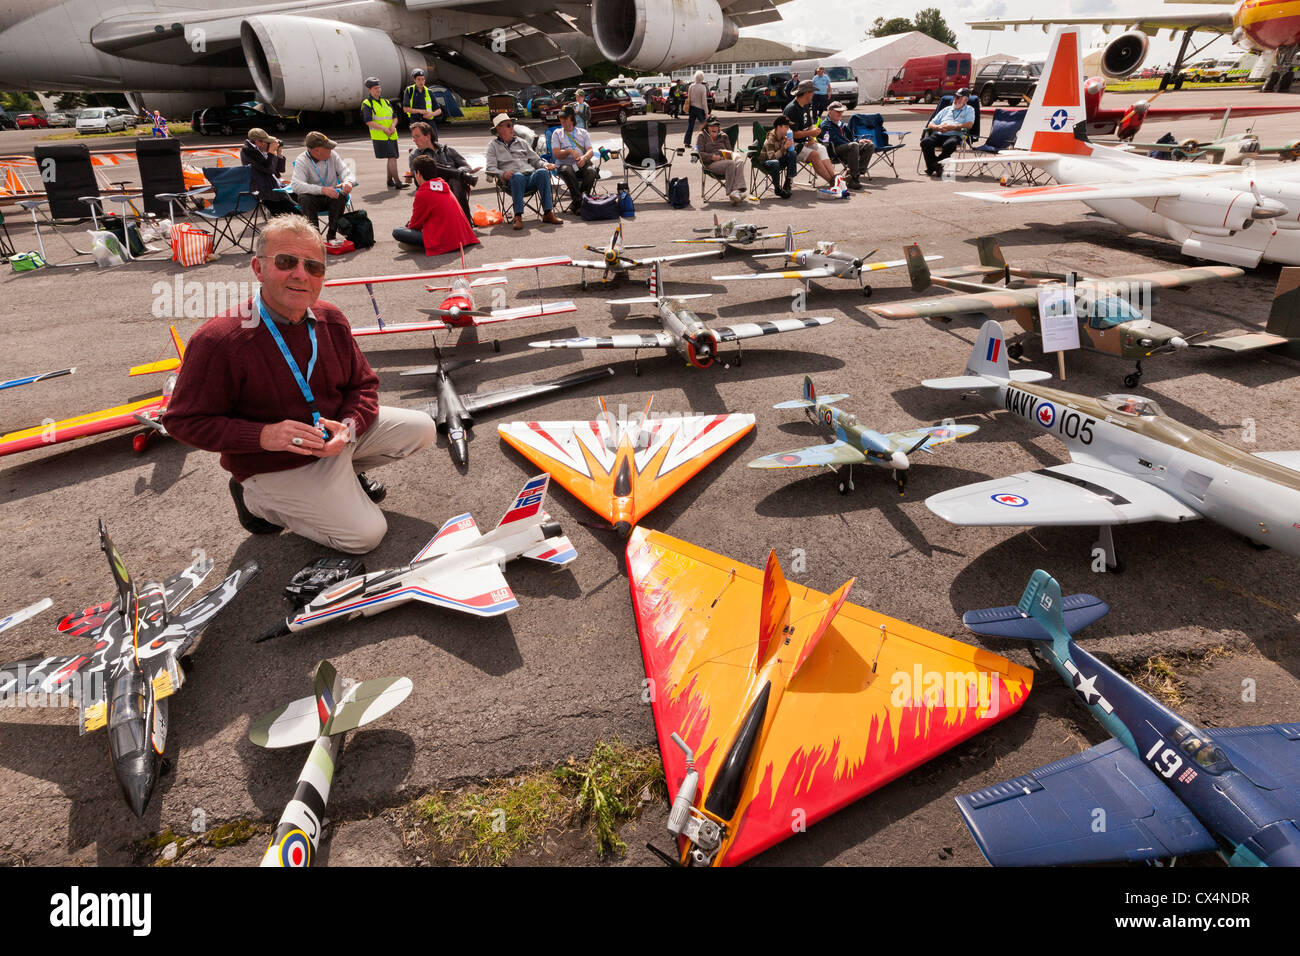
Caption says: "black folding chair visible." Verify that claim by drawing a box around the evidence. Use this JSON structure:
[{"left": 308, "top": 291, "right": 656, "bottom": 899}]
[
  {"left": 620, "top": 120, "right": 674, "bottom": 204},
  {"left": 135, "top": 137, "right": 209, "bottom": 224},
  {"left": 0, "top": 209, "right": 14, "bottom": 260},
  {"left": 24, "top": 144, "right": 151, "bottom": 262},
  {"left": 192, "top": 165, "right": 265, "bottom": 254},
  {"left": 699, "top": 124, "right": 741, "bottom": 203}
]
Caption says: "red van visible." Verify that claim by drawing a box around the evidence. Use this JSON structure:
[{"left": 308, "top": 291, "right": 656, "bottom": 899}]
[{"left": 887, "top": 53, "right": 972, "bottom": 103}]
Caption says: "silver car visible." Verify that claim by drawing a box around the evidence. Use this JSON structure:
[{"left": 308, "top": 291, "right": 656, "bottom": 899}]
[{"left": 76, "top": 107, "right": 131, "bottom": 134}]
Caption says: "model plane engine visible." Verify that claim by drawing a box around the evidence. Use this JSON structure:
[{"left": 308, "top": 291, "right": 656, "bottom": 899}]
[
  {"left": 1147, "top": 185, "right": 1288, "bottom": 235},
  {"left": 591, "top": 0, "right": 740, "bottom": 71},
  {"left": 1100, "top": 30, "right": 1149, "bottom": 79},
  {"left": 682, "top": 323, "right": 721, "bottom": 368},
  {"left": 241, "top": 15, "right": 436, "bottom": 112}
]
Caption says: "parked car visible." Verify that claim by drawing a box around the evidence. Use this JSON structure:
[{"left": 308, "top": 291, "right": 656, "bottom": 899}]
[
  {"left": 974, "top": 60, "right": 1040, "bottom": 106},
  {"left": 735, "top": 72, "right": 792, "bottom": 112},
  {"left": 0, "top": 109, "right": 15, "bottom": 130},
  {"left": 45, "top": 111, "right": 72, "bottom": 127},
  {"left": 1181, "top": 57, "right": 1243, "bottom": 82},
  {"left": 889, "top": 53, "right": 972, "bottom": 103},
  {"left": 191, "top": 103, "right": 297, "bottom": 136},
  {"left": 540, "top": 85, "right": 643, "bottom": 126},
  {"left": 16, "top": 113, "right": 49, "bottom": 129},
  {"left": 76, "top": 107, "right": 132, "bottom": 134}
]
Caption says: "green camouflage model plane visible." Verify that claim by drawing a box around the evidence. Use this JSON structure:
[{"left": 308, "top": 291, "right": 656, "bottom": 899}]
[
  {"left": 749, "top": 376, "right": 979, "bottom": 495},
  {"left": 870, "top": 239, "right": 1244, "bottom": 387},
  {"left": 1195, "top": 267, "right": 1300, "bottom": 360}
]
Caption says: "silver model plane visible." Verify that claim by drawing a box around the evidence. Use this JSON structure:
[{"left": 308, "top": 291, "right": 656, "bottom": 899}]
[
  {"left": 671, "top": 214, "right": 810, "bottom": 252},
  {"left": 568, "top": 222, "right": 721, "bottom": 290}
]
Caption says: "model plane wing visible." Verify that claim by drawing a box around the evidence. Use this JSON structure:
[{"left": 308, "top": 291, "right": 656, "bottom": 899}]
[
  {"left": 528, "top": 332, "right": 677, "bottom": 351},
  {"left": 750, "top": 440, "right": 867, "bottom": 469},
  {"left": 0, "top": 598, "right": 53, "bottom": 635},
  {"left": 473, "top": 301, "right": 577, "bottom": 323},
  {"left": 956, "top": 737, "right": 1219, "bottom": 866},
  {"left": 713, "top": 266, "right": 839, "bottom": 280},
  {"left": 323, "top": 257, "right": 573, "bottom": 290},
  {"left": 459, "top": 367, "right": 616, "bottom": 417},
  {"left": 874, "top": 287, "right": 1039, "bottom": 318},
  {"left": 0, "top": 652, "right": 97, "bottom": 697},
  {"left": 0, "top": 393, "right": 169, "bottom": 457},
  {"left": 1204, "top": 724, "right": 1300, "bottom": 818},
  {"left": 714, "top": 316, "right": 834, "bottom": 341},
  {"left": 1195, "top": 331, "right": 1293, "bottom": 352},
  {"left": 136, "top": 562, "right": 259, "bottom": 670},
  {"left": 926, "top": 463, "right": 1200, "bottom": 526},
  {"left": 888, "top": 423, "right": 980, "bottom": 452},
  {"left": 958, "top": 180, "right": 1184, "bottom": 205},
  {"left": 408, "top": 563, "right": 518, "bottom": 617},
  {"left": 628, "top": 527, "right": 1033, "bottom": 865}
]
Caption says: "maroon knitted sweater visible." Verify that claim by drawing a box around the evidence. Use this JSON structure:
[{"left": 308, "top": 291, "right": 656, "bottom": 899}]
[{"left": 163, "top": 298, "right": 379, "bottom": 482}]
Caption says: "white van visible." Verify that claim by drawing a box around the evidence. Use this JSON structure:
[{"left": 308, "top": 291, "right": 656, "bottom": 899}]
[
  {"left": 789, "top": 57, "right": 859, "bottom": 109},
  {"left": 713, "top": 74, "right": 746, "bottom": 109}
]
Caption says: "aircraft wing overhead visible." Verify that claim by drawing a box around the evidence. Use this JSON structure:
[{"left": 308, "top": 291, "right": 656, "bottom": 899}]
[
  {"left": 1095, "top": 265, "right": 1244, "bottom": 290},
  {"left": 956, "top": 737, "right": 1219, "bottom": 866},
  {"left": 499, "top": 412, "right": 754, "bottom": 526},
  {"left": 957, "top": 181, "right": 1184, "bottom": 205},
  {"left": 714, "top": 316, "right": 834, "bottom": 341},
  {"left": 750, "top": 440, "right": 867, "bottom": 469},
  {"left": 872, "top": 287, "right": 1039, "bottom": 319},
  {"left": 966, "top": 14, "right": 1233, "bottom": 33},
  {"left": 627, "top": 527, "right": 1033, "bottom": 866},
  {"left": 528, "top": 332, "right": 676, "bottom": 350},
  {"left": 0, "top": 393, "right": 169, "bottom": 458},
  {"left": 926, "top": 463, "right": 1201, "bottom": 527}
]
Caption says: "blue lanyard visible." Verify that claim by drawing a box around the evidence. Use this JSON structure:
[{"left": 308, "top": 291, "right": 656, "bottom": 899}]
[{"left": 257, "top": 294, "right": 325, "bottom": 436}]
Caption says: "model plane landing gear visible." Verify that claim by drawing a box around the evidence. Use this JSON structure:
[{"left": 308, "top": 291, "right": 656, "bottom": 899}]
[
  {"left": 895, "top": 469, "right": 907, "bottom": 496},
  {"left": 633, "top": 350, "right": 641, "bottom": 376},
  {"left": 1094, "top": 525, "right": 1125, "bottom": 573},
  {"left": 1124, "top": 362, "right": 1144, "bottom": 389},
  {"left": 837, "top": 465, "right": 855, "bottom": 495},
  {"left": 861, "top": 283, "right": 872, "bottom": 298}
]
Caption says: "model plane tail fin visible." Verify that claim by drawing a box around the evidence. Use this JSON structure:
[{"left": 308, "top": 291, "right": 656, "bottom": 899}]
[
  {"left": 905, "top": 243, "right": 933, "bottom": 292},
  {"left": 976, "top": 237, "right": 1008, "bottom": 270},
  {"left": 98, "top": 519, "right": 137, "bottom": 622},
  {"left": 784, "top": 224, "right": 795, "bottom": 257},
  {"left": 128, "top": 325, "right": 186, "bottom": 376},
  {"left": 1017, "top": 27, "right": 1093, "bottom": 157},
  {"left": 757, "top": 550, "right": 791, "bottom": 668},
  {"left": 630, "top": 394, "right": 655, "bottom": 451},
  {"left": 495, "top": 474, "right": 550, "bottom": 529},
  {"left": 648, "top": 261, "right": 661, "bottom": 298},
  {"left": 312, "top": 659, "right": 341, "bottom": 734},
  {"left": 1266, "top": 267, "right": 1300, "bottom": 339},
  {"left": 1018, "top": 570, "right": 1069, "bottom": 644},
  {"left": 324, "top": 673, "right": 413, "bottom": 737},
  {"left": 790, "top": 578, "right": 853, "bottom": 679}
]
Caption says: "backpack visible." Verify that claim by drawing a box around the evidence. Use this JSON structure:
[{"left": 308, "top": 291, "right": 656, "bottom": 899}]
[
  {"left": 337, "top": 209, "right": 375, "bottom": 248},
  {"left": 580, "top": 193, "right": 621, "bottom": 221},
  {"left": 616, "top": 186, "right": 635, "bottom": 219},
  {"left": 667, "top": 177, "right": 690, "bottom": 209},
  {"left": 101, "top": 214, "right": 147, "bottom": 257}
]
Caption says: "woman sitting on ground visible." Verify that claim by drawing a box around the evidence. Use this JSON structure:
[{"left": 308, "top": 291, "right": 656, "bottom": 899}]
[{"left": 392, "top": 154, "right": 480, "bottom": 255}]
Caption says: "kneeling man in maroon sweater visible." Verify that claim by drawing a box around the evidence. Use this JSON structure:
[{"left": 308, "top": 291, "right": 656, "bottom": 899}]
[{"left": 164, "top": 215, "right": 437, "bottom": 553}]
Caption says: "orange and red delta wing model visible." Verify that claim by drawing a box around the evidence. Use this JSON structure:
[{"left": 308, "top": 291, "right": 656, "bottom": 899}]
[{"left": 627, "top": 527, "right": 1034, "bottom": 866}]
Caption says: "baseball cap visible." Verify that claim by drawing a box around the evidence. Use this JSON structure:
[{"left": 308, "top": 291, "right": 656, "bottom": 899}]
[
  {"left": 411, "top": 68, "right": 425, "bottom": 78},
  {"left": 955, "top": 87, "right": 971, "bottom": 96},
  {"left": 706, "top": 114, "right": 720, "bottom": 125},
  {"left": 364, "top": 77, "right": 381, "bottom": 88},
  {"left": 246, "top": 127, "right": 270, "bottom": 143},
  {"left": 827, "top": 101, "right": 846, "bottom": 112},
  {"left": 304, "top": 131, "right": 337, "bottom": 150},
  {"left": 492, "top": 112, "right": 513, "bottom": 128},
  {"left": 796, "top": 79, "right": 816, "bottom": 94}
]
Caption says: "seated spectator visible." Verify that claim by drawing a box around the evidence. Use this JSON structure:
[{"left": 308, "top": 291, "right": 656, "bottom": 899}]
[
  {"left": 409, "top": 121, "right": 476, "bottom": 224},
  {"left": 550, "top": 108, "right": 598, "bottom": 214},
  {"left": 696, "top": 115, "right": 746, "bottom": 204},
  {"left": 484, "top": 113, "right": 563, "bottom": 231},
  {"left": 393, "top": 155, "right": 480, "bottom": 255},
  {"left": 817, "top": 102, "right": 873, "bottom": 190},
  {"left": 759, "top": 115, "right": 798, "bottom": 199},
  {"left": 290, "top": 131, "right": 358, "bottom": 243},
  {"left": 920, "top": 87, "right": 975, "bottom": 177},
  {"left": 784, "top": 81, "right": 837, "bottom": 187},
  {"left": 241, "top": 128, "right": 299, "bottom": 217}
]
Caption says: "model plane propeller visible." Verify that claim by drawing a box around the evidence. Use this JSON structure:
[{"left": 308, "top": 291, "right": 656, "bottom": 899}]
[
  {"left": 628, "top": 527, "right": 1033, "bottom": 866},
  {"left": 923, "top": 319, "right": 1300, "bottom": 570},
  {"left": 251, "top": 660, "right": 412, "bottom": 867},
  {"left": 750, "top": 375, "right": 978, "bottom": 494},
  {"left": 499, "top": 395, "right": 754, "bottom": 535},
  {"left": 959, "top": 569, "right": 1300, "bottom": 866},
  {"left": 670, "top": 213, "right": 810, "bottom": 252},
  {"left": 566, "top": 221, "right": 721, "bottom": 290},
  {"left": 530, "top": 262, "right": 833, "bottom": 373},
  {"left": 0, "top": 522, "right": 257, "bottom": 815},
  {"left": 256, "top": 475, "right": 576, "bottom": 641}
]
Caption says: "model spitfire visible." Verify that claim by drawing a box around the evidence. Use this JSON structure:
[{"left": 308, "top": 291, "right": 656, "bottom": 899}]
[
  {"left": 401, "top": 346, "right": 615, "bottom": 466},
  {"left": 749, "top": 376, "right": 979, "bottom": 494},
  {"left": 567, "top": 222, "right": 721, "bottom": 290},
  {"left": 671, "top": 214, "right": 809, "bottom": 252},
  {"left": 529, "top": 263, "right": 833, "bottom": 372},
  {"left": 712, "top": 226, "right": 940, "bottom": 296},
  {"left": 499, "top": 396, "right": 754, "bottom": 535},
  {"left": 627, "top": 527, "right": 1033, "bottom": 866},
  {"left": 923, "top": 320, "right": 1300, "bottom": 569},
  {"left": 873, "top": 240, "right": 1242, "bottom": 386},
  {"left": 257, "top": 475, "right": 575, "bottom": 641},
  {"left": 0, "top": 522, "right": 257, "bottom": 815},
  {"left": 958, "top": 570, "right": 1300, "bottom": 866},
  {"left": 1195, "top": 266, "right": 1300, "bottom": 360},
  {"left": 252, "top": 660, "right": 412, "bottom": 867}
]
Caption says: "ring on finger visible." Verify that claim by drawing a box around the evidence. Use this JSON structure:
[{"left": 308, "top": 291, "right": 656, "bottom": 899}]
[{"left": 291, "top": 436, "right": 304, "bottom": 447}]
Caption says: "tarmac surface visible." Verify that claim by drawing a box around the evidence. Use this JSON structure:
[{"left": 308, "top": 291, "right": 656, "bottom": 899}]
[{"left": 1, "top": 89, "right": 1299, "bottom": 867}]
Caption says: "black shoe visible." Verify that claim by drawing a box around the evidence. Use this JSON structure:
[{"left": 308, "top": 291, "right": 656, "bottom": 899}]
[
  {"left": 229, "top": 478, "right": 282, "bottom": 535},
  {"left": 357, "top": 472, "right": 386, "bottom": 503}
]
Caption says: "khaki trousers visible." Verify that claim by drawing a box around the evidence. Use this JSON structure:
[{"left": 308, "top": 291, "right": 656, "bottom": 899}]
[{"left": 241, "top": 406, "right": 437, "bottom": 554}]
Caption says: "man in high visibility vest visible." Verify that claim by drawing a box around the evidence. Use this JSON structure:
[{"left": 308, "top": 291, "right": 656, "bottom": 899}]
[
  {"left": 362, "top": 77, "right": 407, "bottom": 189},
  {"left": 402, "top": 69, "right": 443, "bottom": 126}
]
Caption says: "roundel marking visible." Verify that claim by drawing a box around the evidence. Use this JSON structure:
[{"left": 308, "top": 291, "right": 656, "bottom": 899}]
[
  {"left": 1036, "top": 402, "right": 1056, "bottom": 428},
  {"left": 991, "top": 493, "right": 1029, "bottom": 507},
  {"left": 1050, "top": 109, "right": 1069, "bottom": 130},
  {"left": 278, "top": 829, "right": 312, "bottom": 868}
]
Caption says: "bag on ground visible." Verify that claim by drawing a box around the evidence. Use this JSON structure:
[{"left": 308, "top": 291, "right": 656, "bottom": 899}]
[
  {"left": 337, "top": 209, "right": 375, "bottom": 248},
  {"left": 580, "top": 193, "right": 621, "bottom": 221},
  {"left": 170, "top": 222, "right": 212, "bottom": 267},
  {"left": 667, "top": 177, "right": 690, "bottom": 209}
]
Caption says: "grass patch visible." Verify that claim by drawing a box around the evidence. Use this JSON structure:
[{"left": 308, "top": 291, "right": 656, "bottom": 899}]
[
  {"left": 1102, "top": 79, "right": 1260, "bottom": 93},
  {"left": 449, "top": 106, "right": 488, "bottom": 125},
  {"left": 44, "top": 123, "right": 193, "bottom": 141},
  {"left": 137, "top": 818, "right": 268, "bottom": 866},
  {"left": 411, "top": 738, "right": 665, "bottom": 865},
  {"left": 1117, "top": 646, "right": 1233, "bottom": 707}
]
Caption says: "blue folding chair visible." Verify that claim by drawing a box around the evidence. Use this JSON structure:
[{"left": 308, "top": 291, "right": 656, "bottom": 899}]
[
  {"left": 915, "top": 94, "right": 983, "bottom": 174},
  {"left": 194, "top": 166, "right": 265, "bottom": 254},
  {"left": 849, "top": 113, "right": 908, "bottom": 179}
]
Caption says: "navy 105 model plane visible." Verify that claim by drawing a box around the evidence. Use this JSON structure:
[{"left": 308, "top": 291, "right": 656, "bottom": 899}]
[
  {"left": 712, "top": 226, "right": 941, "bottom": 296},
  {"left": 958, "top": 569, "right": 1300, "bottom": 866},
  {"left": 401, "top": 345, "right": 615, "bottom": 467},
  {"left": 670, "top": 214, "right": 809, "bottom": 253},
  {"left": 0, "top": 522, "right": 258, "bottom": 815},
  {"left": 923, "top": 320, "right": 1300, "bottom": 570},
  {"left": 749, "top": 376, "right": 979, "bottom": 495},
  {"left": 567, "top": 223, "right": 722, "bottom": 290},
  {"left": 531, "top": 262, "right": 833, "bottom": 372}
]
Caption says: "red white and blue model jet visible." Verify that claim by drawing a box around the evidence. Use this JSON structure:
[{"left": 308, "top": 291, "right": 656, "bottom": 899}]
[{"left": 958, "top": 569, "right": 1300, "bottom": 866}]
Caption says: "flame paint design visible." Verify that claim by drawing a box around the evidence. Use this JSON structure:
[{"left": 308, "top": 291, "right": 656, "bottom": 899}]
[{"left": 627, "top": 528, "right": 1032, "bottom": 866}]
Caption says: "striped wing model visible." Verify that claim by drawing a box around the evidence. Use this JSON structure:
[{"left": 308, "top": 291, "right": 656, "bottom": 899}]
[
  {"left": 627, "top": 527, "right": 1033, "bottom": 866},
  {"left": 499, "top": 396, "right": 754, "bottom": 534}
]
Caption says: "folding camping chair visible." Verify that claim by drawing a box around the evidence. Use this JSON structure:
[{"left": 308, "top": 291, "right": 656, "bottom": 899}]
[
  {"left": 192, "top": 165, "right": 264, "bottom": 254},
  {"left": 960, "top": 109, "right": 1045, "bottom": 184},
  {"left": 746, "top": 121, "right": 778, "bottom": 199},
  {"left": 0, "top": 209, "right": 14, "bottom": 260},
  {"left": 23, "top": 144, "right": 153, "bottom": 263},
  {"left": 135, "top": 137, "right": 210, "bottom": 224},
  {"left": 850, "top": 113, "right": 908, "bottom": 179},
  {"left": 915, "top": 94, "right": 982, "bottom": 175},
  {"left": 698, "top": 124, "right": 741, "bottom": 203},
  {"left": 620, "top": 120, "right": 674, "bottom": 204}
]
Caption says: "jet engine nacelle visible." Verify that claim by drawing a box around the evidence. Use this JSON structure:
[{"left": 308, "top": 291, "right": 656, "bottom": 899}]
[
  {"left": 591, "top": 0, "right": 739, "bottom": 71},
  {"left": 1151, "top": 186, "right": 1288, "bottom": 235},
  {"left": 1197, "top": 470, "right": 1300, "bottom": 556},
  {"left": 1100, "top": 31, "right": 1149, "bottom": 79},
  {"left": 241, "top": 15, "right": 434, "bottom": 112}
]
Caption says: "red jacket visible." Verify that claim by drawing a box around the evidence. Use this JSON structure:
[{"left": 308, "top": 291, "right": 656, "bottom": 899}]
[
  {"left": 407, "top": 177, "right": 478, "bottom": 256},
  {"left": 163, "top": 298, "right": 380, "bottom": 482}
]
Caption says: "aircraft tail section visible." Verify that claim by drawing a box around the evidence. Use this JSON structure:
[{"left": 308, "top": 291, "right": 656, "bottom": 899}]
[
  {"left": 784, "top": 225, "right": 795, "bottom": 257},
  {"left": 1266, "top": 267, "right": 1300, "bottom": 339},
  {"left": 648, "top": 261, "right": 661, "bottom": 298},
  {"left": 1016, "top": 27, "right": 1093, "bottom": 157},
  {"left": 495, "top": 474, "right": 550, "bottom": 529},
  {"left": 97, "top": 520, "right": 137, "bottom": 621},
  {"left": 905, "top": 243, "right": 933, "bottom": 292},
  {"left": 976, "top": 237, "right": 1008, "bottom": 270},
  {"left": 773, "top": 375, "right": 848, "bottom": 410},
  {"left": 313, "top": 659, "right": 340, "bottom": 733},
  {"left": 757, "top": 550, "right": 791, "bottom": 668},
  {"left": 1018, "top": 570, "right": 1069, "bottom": 644}
]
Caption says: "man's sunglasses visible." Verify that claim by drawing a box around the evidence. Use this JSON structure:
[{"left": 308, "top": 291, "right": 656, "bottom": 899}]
[{"left": 266, "top": 253, "right": 326, "bottom": 277}]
